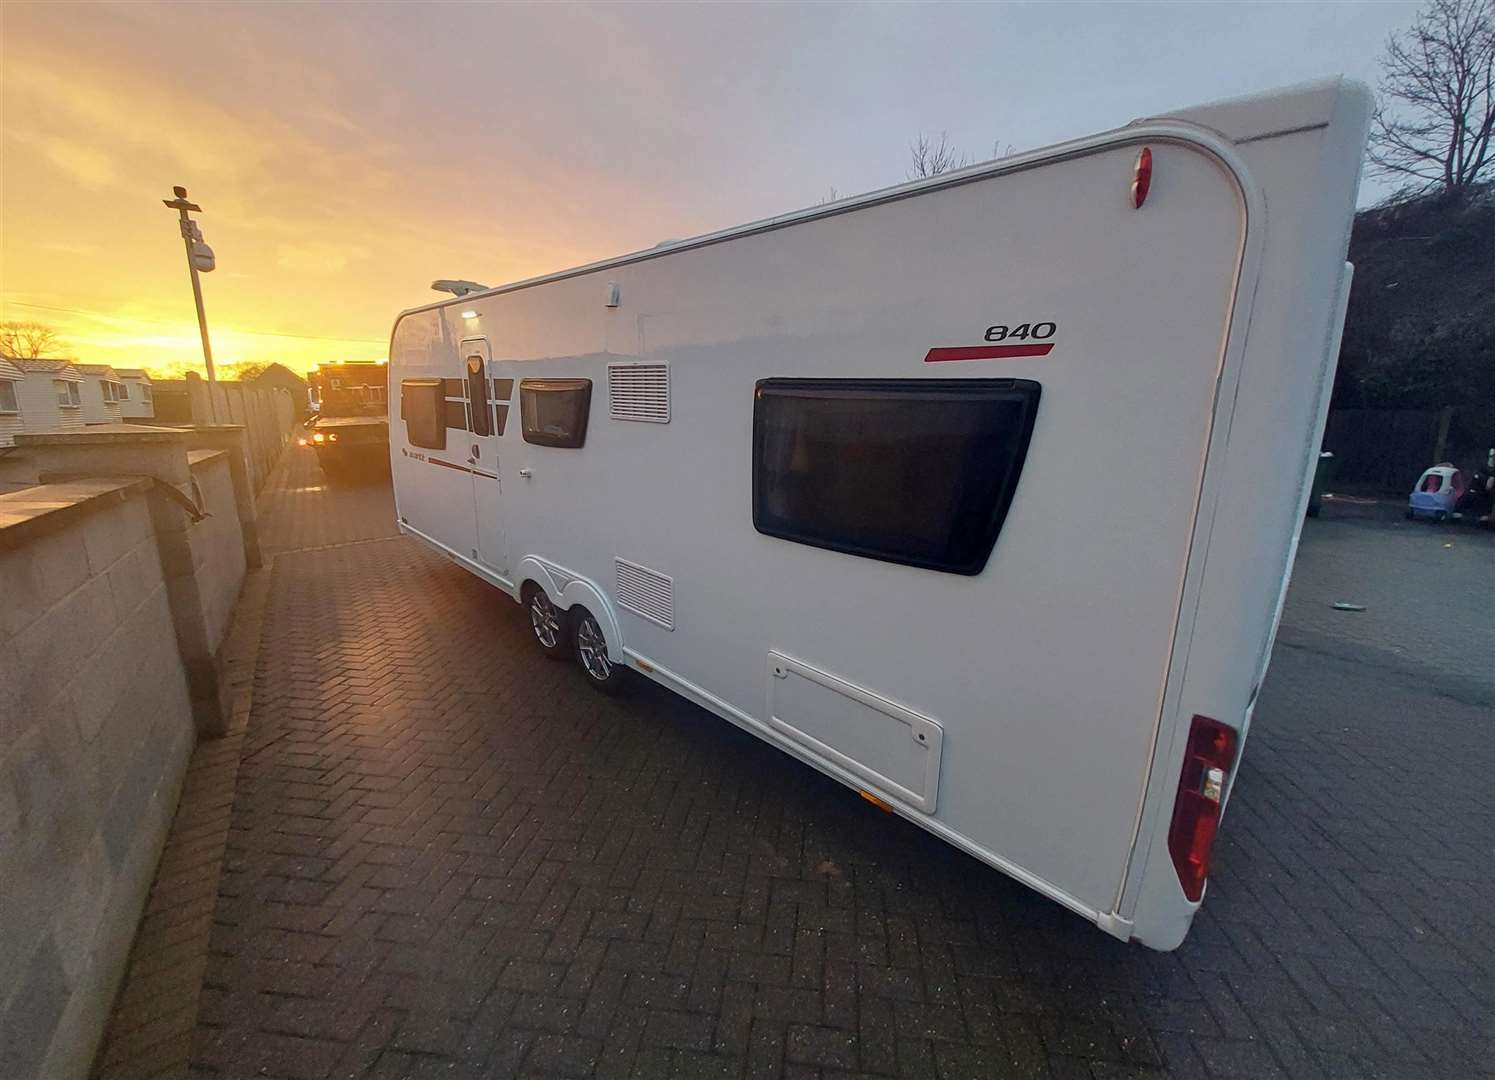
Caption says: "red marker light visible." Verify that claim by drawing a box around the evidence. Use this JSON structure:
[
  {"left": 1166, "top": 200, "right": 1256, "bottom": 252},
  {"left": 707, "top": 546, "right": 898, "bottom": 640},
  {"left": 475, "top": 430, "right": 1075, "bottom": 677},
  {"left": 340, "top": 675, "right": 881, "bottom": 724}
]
[{"left": 1132, "top": 146, "right": 1153, "bottom": 208}]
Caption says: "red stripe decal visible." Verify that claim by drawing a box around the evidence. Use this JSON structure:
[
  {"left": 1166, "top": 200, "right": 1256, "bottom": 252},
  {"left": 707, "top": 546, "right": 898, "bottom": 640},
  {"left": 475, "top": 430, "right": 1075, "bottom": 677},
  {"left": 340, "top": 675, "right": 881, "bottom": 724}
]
[
  {"left": 923, "top": 343, "right": 1054, "bottom": 363},
  {"left": 428, "top": 458, "right": 471, "bottom": 473}
]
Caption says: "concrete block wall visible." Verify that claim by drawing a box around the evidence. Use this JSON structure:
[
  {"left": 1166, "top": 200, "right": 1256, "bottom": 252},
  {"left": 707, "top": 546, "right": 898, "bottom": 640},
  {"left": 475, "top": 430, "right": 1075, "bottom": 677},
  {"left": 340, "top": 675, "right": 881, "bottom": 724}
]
[
  {"left": 187, "top": 453, "right": 247, "bottom": 661},
  {"left": 0, "top": 480, "right": 197, "bottom": 1080},
  {"left": 8, "top": 426, "right": 265, "bottom": 735},
  {"left": 0, "top": 426, "right": 265, "bottom": 1079}
]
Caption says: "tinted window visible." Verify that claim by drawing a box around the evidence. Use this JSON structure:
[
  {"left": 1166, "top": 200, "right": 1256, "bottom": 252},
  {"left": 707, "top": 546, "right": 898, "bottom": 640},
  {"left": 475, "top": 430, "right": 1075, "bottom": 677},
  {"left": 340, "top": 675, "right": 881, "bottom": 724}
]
[
  {"left": 400, "top": 379, "right": 446, "bottom": 450},
  {"left": 752, "top": 378, "right": 1040, "bottom": 575},
  {"left": 520, "top": 379, "right": 592, "bottom": 448},
  {"left": 465, "top": 354, "right": 492, "bottom": 437}
]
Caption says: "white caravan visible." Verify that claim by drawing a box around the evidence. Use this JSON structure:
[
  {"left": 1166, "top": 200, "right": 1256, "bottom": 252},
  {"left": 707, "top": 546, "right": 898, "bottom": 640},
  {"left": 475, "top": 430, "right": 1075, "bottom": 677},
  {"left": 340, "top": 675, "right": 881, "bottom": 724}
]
[{"left": 388, "top": 78, "right": 1369, "bottom": 950}]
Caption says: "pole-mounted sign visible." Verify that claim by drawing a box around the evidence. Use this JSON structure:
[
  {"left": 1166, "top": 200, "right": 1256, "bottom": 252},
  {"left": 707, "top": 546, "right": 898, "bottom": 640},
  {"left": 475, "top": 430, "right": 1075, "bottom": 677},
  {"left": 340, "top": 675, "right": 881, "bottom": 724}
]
[{"left": 162, "top": 185, "right": 219, "bottom": 402}]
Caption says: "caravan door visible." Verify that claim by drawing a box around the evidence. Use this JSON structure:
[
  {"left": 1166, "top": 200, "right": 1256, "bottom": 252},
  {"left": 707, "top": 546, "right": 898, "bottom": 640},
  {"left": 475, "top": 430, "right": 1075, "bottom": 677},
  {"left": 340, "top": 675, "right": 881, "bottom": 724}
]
[
  {"left": 458, "top": 338, "right": 509, "bottom": 580},
  {"left": 390, "top": 309, "right": 477, "bottom": 562}
]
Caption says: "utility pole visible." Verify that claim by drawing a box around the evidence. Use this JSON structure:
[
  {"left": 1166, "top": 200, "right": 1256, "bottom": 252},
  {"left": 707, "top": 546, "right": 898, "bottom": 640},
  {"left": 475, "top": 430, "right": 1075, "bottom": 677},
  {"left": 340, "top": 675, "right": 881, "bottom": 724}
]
[{"left": 162, "top": 185, "right": 219, "bottom": 419}]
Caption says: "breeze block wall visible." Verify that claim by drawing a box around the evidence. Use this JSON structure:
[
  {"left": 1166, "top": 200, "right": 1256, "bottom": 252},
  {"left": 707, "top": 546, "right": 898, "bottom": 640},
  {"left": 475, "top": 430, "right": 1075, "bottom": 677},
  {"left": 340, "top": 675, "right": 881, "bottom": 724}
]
[
  {"left": 0, "top": 426, "right": 263, "bottom": 1079},
  {"left": 0, "top": 480, "right": 197, "bottom": 1080}
]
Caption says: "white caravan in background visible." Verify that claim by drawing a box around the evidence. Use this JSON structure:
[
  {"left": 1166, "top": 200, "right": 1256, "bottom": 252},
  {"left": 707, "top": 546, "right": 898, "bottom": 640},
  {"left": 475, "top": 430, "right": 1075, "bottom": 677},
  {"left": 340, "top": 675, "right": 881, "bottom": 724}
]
[{"left": 387, "top": 78, "right": 1370, "bottom": 950}]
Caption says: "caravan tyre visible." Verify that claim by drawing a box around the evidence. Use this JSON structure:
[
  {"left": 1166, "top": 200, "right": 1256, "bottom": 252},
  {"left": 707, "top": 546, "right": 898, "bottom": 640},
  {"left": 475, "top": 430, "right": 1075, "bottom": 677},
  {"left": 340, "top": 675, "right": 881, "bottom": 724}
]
[
  {"left": 573, "top": 608, "right": 626, "bottom": 694},
  {"left": 524, "top": 586, "right": 571, "bottom": 660}
]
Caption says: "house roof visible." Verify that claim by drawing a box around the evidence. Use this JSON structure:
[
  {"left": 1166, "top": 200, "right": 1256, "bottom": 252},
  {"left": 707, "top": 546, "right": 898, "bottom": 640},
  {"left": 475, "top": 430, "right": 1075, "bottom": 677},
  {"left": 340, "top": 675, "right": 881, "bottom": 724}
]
[
  {"left": 13, "top": 358, "right": 82, "bottom": 379},
  {"left": 75, "top": 363, "right": 120, "bottom": 377},
  {"left": 0, "top": 358, "right": 22, "bottom": 380},
  {"left": 113, "top": 368, "right": 151, "bottom": 379},
  {"left": 250, "top": 362, "right": 307, "bottom": 385}
]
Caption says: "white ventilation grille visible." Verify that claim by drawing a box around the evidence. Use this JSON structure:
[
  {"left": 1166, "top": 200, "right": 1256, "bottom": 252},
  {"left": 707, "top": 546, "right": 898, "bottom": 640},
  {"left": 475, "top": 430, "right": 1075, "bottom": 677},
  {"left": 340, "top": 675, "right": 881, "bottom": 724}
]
[
  {"left": 608, "top": 362, "right": 670, "bottom": 423},
  {"left": 615, "top": 558, "right": 674, "bottom": 630}
]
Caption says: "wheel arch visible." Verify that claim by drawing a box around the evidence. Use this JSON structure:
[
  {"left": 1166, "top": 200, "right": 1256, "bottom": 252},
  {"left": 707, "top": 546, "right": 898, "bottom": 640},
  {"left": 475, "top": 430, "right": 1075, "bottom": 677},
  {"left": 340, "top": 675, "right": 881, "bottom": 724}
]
[{"left": 513, "top": 556, "right": 626, "bottom": 662}]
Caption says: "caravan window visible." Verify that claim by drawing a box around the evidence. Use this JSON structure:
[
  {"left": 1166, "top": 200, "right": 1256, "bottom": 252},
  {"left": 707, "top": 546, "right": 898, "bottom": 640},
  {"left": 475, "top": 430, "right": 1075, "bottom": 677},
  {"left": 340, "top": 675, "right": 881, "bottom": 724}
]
[
  {"left": 520, "top": 379, "right": 591, "bottom": 448},
  {"left": 400, "top": 379, "right": 446, "bottom": 450},
  {"left": 465, "top": 355, "right": 492, "bottom": 437},
  {"left": 752, "top": 378, "right": 1041, "bottom": 575}
]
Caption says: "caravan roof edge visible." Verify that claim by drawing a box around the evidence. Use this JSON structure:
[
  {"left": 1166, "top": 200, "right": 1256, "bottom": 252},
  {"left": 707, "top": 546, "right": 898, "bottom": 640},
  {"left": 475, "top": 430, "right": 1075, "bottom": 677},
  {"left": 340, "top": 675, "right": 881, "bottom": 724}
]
[{"left": 393, "top": 77, "right": 1353, "bottom": 328}]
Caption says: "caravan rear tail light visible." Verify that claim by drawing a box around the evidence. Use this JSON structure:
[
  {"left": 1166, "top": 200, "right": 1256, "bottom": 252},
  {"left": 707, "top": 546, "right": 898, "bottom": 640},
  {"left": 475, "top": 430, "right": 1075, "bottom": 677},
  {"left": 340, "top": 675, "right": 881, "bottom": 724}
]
[
  {"left": 313, "top": 432, "right": 325, "bottom": 443},
  {"left": 1167, "top": 714, "right": 1237, "bottom": 902}
]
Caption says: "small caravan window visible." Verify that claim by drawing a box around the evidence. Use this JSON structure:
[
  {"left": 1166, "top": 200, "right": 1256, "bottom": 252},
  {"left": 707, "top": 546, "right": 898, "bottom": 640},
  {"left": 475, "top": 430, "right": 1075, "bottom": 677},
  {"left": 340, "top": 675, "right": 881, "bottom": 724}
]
[
  {"left": 752, "top": 378, "right": 1041, "bottom": 575},
  {"left": 465, "top": 355, "right": 492, "bottom": 437},
  {"left": 520, "top": 379, "right": 592, "bottom": 448},
  {"left": 400, "top": 379, "right": 446, "bottom": 450}
]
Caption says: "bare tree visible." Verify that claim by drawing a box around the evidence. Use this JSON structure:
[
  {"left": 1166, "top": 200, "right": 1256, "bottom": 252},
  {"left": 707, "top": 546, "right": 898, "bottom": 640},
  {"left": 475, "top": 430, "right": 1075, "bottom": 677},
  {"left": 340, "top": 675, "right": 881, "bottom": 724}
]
[
  {"left": 908, "top": 131, "right": 970, "bottom": 179},
  {"left": 1369, "top": 0, "right": 1495, "bottom": 198},
  {"left": 0, "top": 320, "right": 62, "bottom": 359}
]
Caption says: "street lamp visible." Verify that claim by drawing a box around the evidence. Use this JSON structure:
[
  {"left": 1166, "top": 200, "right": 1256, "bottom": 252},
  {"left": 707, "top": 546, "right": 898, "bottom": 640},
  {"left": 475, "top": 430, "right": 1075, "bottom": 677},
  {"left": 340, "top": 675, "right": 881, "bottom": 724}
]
[{"left": 162, "top": 185, "right": 219, "bottom": 399}]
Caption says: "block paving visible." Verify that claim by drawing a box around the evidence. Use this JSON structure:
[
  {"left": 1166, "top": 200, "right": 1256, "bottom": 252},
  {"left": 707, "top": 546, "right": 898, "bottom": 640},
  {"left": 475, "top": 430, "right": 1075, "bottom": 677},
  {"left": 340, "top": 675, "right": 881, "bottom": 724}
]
[{"left": 106, "top": 447, "right": 1495, "bottom": 1079}]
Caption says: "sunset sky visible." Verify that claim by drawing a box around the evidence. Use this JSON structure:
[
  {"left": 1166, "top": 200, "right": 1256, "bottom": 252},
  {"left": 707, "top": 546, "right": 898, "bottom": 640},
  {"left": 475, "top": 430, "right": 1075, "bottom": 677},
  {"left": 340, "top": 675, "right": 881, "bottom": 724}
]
[{"left": 2, "top": 1, "right": 1419, "bottom": 377}]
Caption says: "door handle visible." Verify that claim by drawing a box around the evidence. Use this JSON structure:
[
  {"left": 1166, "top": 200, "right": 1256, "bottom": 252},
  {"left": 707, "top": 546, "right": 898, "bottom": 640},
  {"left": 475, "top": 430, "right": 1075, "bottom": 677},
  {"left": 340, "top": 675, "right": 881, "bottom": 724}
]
[
  {"left": 518, "top": 468, "right": 533, "bottom": 478},
  {"left": 471, "top": 444, "right": 480, "bottom": 459}
]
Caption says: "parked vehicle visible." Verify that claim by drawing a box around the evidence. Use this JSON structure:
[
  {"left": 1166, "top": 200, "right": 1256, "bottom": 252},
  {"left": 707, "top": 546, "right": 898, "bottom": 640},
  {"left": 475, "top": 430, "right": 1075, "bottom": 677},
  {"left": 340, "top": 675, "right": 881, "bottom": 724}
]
[
  {"left": 387, "top": 78, "right": 1370, "bottom": 950},
  {"left": 301, "top": 361, "right": 389, "bottom": 477}
]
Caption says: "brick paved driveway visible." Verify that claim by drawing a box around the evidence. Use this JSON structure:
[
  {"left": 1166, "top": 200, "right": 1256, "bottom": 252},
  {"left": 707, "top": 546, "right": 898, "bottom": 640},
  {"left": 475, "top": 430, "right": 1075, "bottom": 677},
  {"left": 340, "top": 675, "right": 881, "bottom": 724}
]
[{"left": 187, "top": 449, "right": 1493, "bottom": 1079}]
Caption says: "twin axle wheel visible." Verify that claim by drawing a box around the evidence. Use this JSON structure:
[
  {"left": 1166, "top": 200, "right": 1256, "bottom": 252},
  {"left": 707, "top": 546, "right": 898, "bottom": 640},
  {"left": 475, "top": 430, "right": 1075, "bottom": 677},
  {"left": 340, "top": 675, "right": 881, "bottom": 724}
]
[{"left": 524, "top": 587, "right": 626, "bottom": 693}]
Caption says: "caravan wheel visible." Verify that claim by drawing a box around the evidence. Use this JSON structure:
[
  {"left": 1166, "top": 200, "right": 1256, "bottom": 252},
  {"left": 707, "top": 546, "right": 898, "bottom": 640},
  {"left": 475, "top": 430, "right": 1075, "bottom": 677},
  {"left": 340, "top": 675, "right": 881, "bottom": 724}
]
[
  {"left": 573, "top": 608, "right": 626, "bottom": 694},
  {"left": 524, "top": 586, "right": 571, "bottom": 660}
]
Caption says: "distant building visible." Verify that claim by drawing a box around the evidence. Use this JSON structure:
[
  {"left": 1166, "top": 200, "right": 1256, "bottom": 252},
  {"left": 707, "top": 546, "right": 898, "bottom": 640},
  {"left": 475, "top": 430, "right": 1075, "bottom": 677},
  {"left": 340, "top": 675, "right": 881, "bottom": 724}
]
[
  {"left": 75, "top": 363, "right": 125, "bottom": 424},
  {"left": 249, "top": 363, "right": 310, "bottom": 420},
  {"left": 0, "top": 357, "right": 23, "bottom": 446},
  {"left": 113, "top": 368, "right": 155, "bottom": 420},
  {"left": 8, "top": 358, "right": 85, "bottom": 437},
  {"left": 145, "top": 379, "right": 192, "bottom": 424}
]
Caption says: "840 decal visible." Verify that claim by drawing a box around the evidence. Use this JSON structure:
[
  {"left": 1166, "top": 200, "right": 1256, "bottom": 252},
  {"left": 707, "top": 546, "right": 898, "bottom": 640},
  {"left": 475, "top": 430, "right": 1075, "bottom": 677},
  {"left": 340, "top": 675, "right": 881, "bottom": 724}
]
[
  {"left": 922, "top": 320, "right": 1058, "bottom": 363},
  {"left": 984, "top": 321, "right": 1056, "bottom": 342}
]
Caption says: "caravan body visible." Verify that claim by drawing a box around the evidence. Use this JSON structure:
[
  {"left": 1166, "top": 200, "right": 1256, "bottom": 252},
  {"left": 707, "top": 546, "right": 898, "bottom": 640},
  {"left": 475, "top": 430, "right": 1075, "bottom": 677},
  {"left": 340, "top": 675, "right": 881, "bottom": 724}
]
[{"left": 388, "top": 79, "right": 1370, "bottom": 949}]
